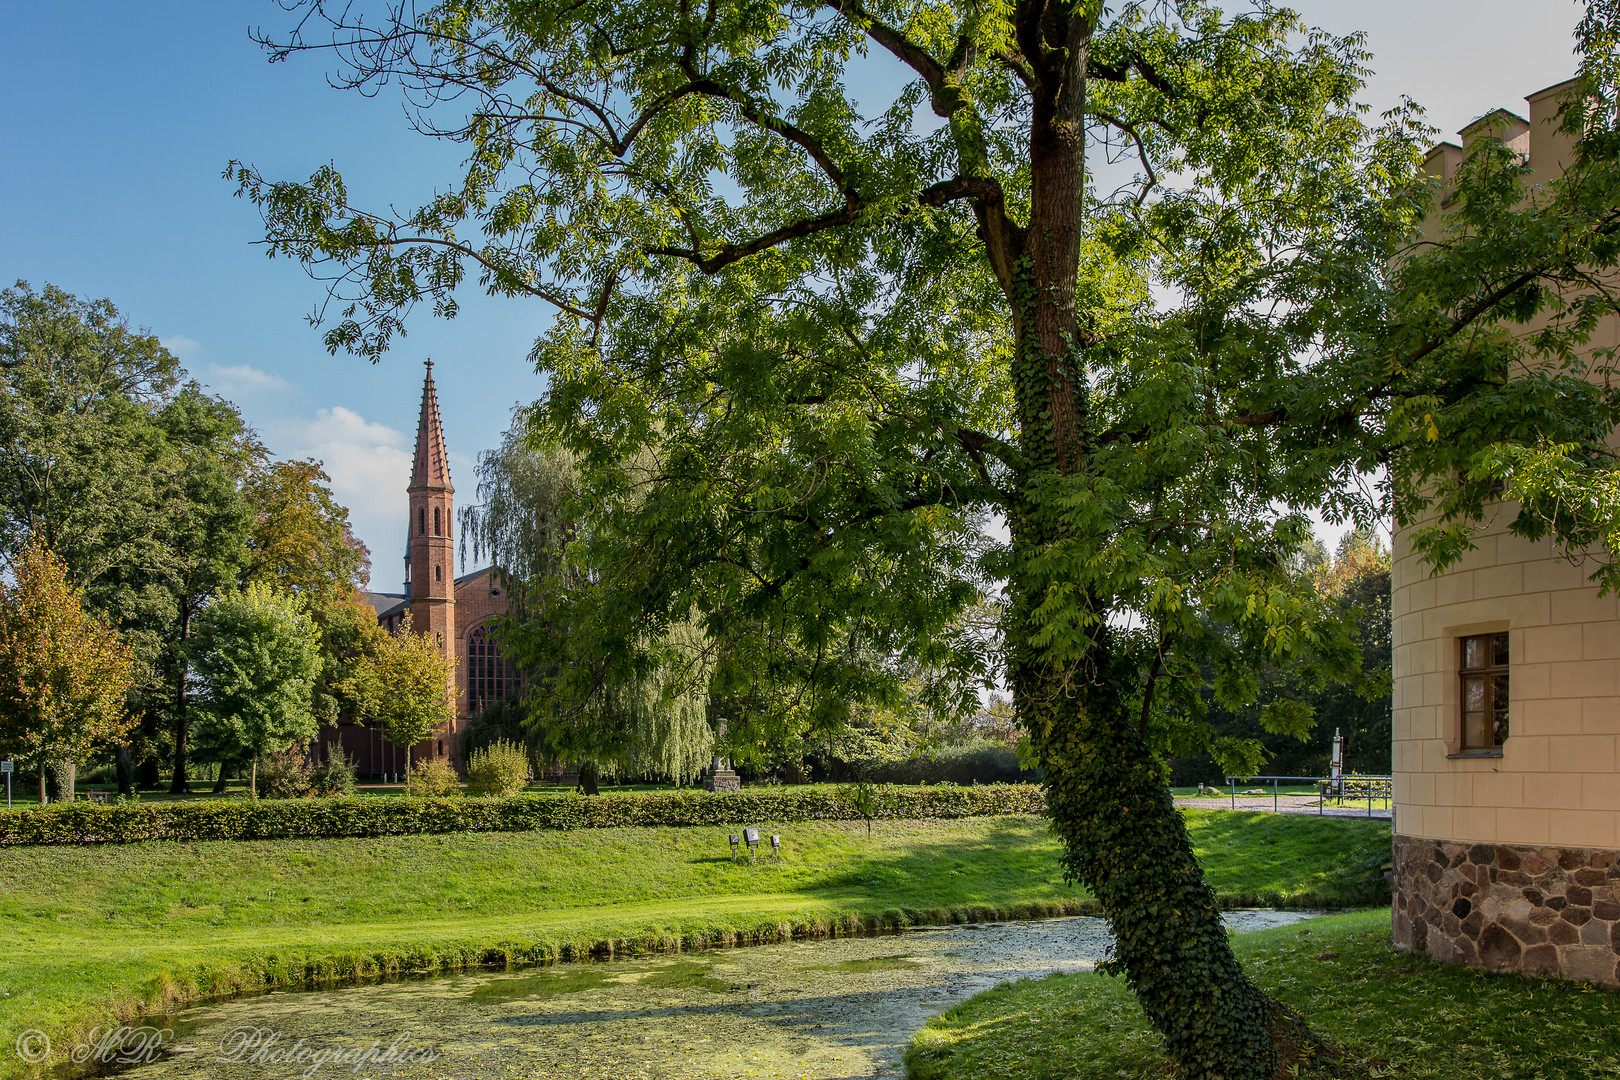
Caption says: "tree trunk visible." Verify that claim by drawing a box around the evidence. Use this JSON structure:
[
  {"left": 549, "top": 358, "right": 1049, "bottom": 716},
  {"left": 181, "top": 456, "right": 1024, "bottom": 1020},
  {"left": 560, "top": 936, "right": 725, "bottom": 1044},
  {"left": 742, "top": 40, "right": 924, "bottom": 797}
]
[
  {"left": 170, "top": 604, "right": 192, "bottom": 794},
  {"left": 116, "top": 742, "right": 133, "bottom": 798},
  {"left": 37, "top": 761, "right": 46, "bottom": 806},
  {"left": 212, "top": 767, "right": 228, "bottom": 795},
  {"left": 1017, "top": 644, "right": 1280, "bottom": 1080},
  {"left": 249, "top": 755, "right": 258, "bottom": 799}
]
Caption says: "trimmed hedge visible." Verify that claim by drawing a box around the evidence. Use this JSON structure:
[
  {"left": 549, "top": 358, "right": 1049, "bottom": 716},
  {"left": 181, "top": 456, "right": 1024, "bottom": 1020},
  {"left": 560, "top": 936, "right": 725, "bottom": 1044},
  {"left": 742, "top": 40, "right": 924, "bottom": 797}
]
[{"left": 0, "top": 783, "right": 1047, "bottom": 846}]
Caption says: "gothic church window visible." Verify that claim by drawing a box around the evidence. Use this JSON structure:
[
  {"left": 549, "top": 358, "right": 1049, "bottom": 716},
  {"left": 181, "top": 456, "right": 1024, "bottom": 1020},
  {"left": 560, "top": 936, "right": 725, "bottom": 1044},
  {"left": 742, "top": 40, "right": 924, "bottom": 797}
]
[
  {"left": 467, "top": 624, "right": 512, "bottom": 714},
  {"left": 419, "top": 508, "right": 426, "bottom": 536},
  {"left": 434, "top": 506, "right": 442, "bottom": 535}
]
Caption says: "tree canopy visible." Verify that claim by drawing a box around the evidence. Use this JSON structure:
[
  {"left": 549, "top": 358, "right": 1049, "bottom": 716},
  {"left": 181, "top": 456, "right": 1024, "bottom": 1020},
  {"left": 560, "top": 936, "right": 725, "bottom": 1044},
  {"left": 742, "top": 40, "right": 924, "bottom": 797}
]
[{"left": 235, "top": 1, "right": 1620, "bottom": 1073}]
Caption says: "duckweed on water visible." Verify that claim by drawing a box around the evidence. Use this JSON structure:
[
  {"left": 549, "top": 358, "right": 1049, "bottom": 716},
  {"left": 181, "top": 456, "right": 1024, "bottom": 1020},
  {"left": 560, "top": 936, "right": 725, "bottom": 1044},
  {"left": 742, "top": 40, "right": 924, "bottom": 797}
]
[{"left": 112, "top": 912, "right": 1314, "bottom": 1080}]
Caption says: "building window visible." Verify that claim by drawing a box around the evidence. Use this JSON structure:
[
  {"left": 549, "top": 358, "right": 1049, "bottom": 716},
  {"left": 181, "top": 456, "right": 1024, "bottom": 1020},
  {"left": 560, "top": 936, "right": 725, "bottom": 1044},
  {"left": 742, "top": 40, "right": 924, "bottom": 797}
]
[
  {"left": 434, "top": 565, "right": 441, "bottom": 582},
  {"left": 419, "top": 507, "right": 426, "bottom": 536},
  {"left": 467, "top": 624, "right": 513, "bottom": 715},
  {"left": 1460, "top": 632, "right": 1509, "bottom": 751},
  {"left": 434, "top": 506, "right": 442, "bottom": 536}
]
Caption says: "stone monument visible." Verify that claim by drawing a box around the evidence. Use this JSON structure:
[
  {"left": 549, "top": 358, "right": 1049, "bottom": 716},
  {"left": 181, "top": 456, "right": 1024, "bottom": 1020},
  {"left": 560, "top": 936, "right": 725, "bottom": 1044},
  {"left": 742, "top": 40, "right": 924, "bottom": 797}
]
[{"left": 702, "top": 717, "right": 741, "bottom": 792}]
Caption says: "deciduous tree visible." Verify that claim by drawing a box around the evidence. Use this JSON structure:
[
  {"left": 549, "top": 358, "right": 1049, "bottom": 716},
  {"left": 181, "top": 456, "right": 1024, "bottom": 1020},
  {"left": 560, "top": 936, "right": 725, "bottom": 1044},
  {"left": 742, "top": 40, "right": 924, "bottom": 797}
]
[
  {"left": 189, "top": 582, "right": 322, "bottom": 795},
  {"left": 0, "top": 541, "right": 137, "bottom": 804},
  {"left": 366, "top": 614, "right": 457, "bottom": 768}
]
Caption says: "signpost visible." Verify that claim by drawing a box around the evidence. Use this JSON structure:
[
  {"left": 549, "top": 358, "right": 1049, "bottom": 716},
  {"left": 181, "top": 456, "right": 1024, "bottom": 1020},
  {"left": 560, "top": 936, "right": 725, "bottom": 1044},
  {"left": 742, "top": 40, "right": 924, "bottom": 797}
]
[{"left": 1, "top": 760, "right": 12, "bottom": 810}]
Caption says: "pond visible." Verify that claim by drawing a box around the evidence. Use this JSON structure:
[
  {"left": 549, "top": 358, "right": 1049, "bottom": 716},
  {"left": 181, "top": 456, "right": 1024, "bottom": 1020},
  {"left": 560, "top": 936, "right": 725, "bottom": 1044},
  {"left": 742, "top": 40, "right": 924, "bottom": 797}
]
[{"left": 121, "top": 911, "right": 1314, "bottom": 1079}]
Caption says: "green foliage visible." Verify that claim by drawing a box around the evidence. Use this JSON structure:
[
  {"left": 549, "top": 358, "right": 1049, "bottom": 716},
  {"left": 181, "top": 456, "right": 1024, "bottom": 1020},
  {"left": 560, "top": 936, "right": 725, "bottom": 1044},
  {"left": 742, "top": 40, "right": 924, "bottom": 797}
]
[
  {"left": 308, "top": 748, "right": 357, "bottom": 798},
  {"left": 0, "top": 783, "right": 1048, "bottom": 844},
  {"left": 0, "top": 282, "right": 182, "bottom": 584},
  {"left": 407, "top": 756, "right": 462, "bottom": 797},
  {"left": 461, "top": 416, "right": 719, "bottom": 781},
  {"left": 188, "top": 582, "right": 322, "bottom": 794},
  {"left": 863, "top": 739, "right": 1033, "bottom": 786},
  {"left": 1173, "top": 530, "right": 1393, "bottom": 782},
  {"left": 465, "top": 739, "right": 530, "bottom": 797}
]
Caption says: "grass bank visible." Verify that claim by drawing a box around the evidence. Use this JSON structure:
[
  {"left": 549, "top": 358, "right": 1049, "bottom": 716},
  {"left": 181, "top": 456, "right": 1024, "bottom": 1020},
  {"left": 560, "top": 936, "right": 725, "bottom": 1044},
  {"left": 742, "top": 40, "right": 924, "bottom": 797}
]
[
  {"left": 906, "top": 908, "right": 1620, "bottom": 1080},
  {"left": 2, "top": 810, "right": 1389, "bottom": 1078}
]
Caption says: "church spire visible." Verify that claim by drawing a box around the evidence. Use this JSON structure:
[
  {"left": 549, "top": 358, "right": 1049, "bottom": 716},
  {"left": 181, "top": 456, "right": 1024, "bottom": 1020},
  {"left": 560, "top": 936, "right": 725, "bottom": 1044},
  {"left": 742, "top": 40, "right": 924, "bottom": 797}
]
[
  {"left": 405, "top": 359, "right": 456, "bottom": 683},
  {"left": 410, "top": 360, "right": 453, "bottom": 493}
]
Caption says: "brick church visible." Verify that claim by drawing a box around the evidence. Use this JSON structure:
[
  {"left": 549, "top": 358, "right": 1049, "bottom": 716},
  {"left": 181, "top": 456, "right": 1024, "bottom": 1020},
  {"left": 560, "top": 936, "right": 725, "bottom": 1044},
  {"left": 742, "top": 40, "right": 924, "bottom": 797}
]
[{"left": 316, "top": 362, "right": 514, "bottom": 776}]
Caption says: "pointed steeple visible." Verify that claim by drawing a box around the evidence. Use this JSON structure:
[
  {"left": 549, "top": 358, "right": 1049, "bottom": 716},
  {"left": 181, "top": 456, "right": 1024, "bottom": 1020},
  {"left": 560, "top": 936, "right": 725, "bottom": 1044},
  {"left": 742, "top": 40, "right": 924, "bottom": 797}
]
[{"left": 410, "top": 360, "right": 453, "bottom": 493}]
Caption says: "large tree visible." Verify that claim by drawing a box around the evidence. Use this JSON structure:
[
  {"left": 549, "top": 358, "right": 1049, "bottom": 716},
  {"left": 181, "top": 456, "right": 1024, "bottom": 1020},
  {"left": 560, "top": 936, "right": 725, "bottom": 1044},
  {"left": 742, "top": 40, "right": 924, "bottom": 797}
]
[{"left": 235, "top": 1, "right": 1620, "bottom": 1073}]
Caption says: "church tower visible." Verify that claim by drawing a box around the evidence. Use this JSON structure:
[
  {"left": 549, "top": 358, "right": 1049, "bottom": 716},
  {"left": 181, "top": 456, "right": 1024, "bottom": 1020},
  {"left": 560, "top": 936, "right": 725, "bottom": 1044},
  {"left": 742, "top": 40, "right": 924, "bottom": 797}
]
[{"left": 407, "top": 361, "right": 456, "bottom": 667}]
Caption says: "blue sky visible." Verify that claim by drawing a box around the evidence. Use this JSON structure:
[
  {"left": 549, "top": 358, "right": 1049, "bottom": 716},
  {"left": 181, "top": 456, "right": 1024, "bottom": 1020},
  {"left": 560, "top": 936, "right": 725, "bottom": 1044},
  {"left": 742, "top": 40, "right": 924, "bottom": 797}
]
[{"left": 0, "top": 1, "right": 1586, "bottom": 586}]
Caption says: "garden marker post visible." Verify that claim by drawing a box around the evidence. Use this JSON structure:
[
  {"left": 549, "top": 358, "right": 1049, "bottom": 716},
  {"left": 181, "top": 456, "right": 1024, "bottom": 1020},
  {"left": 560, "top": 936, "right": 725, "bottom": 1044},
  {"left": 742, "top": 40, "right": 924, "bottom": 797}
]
[{"left": 1, "top": 760, "right": 11, "bottom": 809}]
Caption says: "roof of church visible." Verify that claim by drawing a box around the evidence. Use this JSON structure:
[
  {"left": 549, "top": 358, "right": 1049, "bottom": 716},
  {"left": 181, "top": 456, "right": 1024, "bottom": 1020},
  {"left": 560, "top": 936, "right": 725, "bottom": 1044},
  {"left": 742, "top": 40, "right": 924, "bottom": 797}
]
[
  {"left": 409, "top": 360, "right": 453, "bottom": 493},
  {"left": 360, "top": 590, "right": 409, "bottom": 620}
]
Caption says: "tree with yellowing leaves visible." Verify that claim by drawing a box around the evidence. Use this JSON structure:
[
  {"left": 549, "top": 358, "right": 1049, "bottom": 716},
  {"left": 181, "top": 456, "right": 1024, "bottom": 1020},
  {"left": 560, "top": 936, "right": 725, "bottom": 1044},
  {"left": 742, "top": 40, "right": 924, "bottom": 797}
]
[{"left": 0, "top": 541, "right": 137, "bottom": 804}]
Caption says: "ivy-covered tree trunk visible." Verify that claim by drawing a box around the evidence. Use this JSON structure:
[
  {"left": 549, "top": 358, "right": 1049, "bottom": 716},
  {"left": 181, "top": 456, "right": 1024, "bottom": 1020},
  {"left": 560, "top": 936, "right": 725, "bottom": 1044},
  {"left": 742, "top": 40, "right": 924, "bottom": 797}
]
[{"left": 1016, "top": 641, "right": 1278, "bottom": 1077}]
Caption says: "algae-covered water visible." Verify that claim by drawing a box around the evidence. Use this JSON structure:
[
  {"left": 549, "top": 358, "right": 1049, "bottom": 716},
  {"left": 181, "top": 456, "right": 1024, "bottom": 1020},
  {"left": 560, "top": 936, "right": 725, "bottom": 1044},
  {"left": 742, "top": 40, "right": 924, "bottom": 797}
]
[{"left": 120, "top": 911, "right": 1313, "bottom": 1079}]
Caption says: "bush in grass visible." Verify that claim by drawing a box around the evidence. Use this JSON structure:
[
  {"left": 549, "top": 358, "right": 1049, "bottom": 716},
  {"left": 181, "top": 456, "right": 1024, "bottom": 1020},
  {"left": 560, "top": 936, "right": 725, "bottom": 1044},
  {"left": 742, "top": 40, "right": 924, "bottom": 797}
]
[
  {"left": 466, "top": 740, "right": 529, "bottom": 797},
  {"left": 255, "top": 748, "right": 317, "bottom": 799},
  {"left": 309, "top": 749, "right": 357, "bottom": 797},
  {"left": 407, "top": 756, "right": 461, "bottom": 797},
  {"left": 0, "top": 783, "right": 1047, "bottom": 845}
]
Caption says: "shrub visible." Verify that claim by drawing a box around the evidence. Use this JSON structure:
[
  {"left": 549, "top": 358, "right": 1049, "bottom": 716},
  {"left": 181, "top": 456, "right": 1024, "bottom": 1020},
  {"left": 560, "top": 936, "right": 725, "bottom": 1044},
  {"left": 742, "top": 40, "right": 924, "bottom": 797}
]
[
  {"left": 466, "top": 740, "right": 529, "bottom": 798},
  {"left": 407, "top": 756, "right": 461, "bottom": 797},
  {"left": 0, "top": 783, "right": 1047, "bottom": 845},
  {"left": 864, "top": 740, "right": 1037, "bottom": 786},
  {"left": 309, "top": 749, "right": 357, "bottom": 797},
  {"left": 255, "top": 748, "right": 317, "bottom": 799}
]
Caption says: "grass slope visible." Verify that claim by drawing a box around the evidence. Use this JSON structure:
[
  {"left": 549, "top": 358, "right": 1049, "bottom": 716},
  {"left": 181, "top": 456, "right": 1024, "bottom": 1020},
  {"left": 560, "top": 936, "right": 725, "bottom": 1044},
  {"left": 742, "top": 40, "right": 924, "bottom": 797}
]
[
  {"left": 1, "top": 811, "right": 1389, "bottom": 1078},
  {"left": 907, "top": 909, "right": 1620, "bottom": 1080}
]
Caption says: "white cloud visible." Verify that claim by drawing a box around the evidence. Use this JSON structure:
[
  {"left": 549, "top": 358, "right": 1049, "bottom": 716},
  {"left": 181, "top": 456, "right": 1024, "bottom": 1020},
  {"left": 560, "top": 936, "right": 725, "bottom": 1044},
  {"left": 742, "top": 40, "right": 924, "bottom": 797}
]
[
  {"left": 271, "top": 407, "right": 413, "bottom": 590},
  {"left": 161, "top": 334, "right": 202, "bottom": 358},
  {"left": 205, "top": 363, "right": 290, "bottom": 394}
]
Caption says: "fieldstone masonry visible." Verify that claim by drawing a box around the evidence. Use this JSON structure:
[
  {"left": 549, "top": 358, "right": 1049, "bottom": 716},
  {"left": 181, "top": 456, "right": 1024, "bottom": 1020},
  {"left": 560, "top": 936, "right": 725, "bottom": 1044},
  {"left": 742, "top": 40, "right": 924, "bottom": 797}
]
[{"left": 1393, "top": 834, "right": 1620, "bottom": 986}]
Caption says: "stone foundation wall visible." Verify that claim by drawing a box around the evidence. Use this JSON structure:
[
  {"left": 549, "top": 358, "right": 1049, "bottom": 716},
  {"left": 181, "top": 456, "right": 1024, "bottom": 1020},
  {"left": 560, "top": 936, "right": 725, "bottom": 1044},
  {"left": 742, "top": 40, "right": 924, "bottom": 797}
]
[{"left": 1392, "top": 834, "right": 1620, "bottom": 986}]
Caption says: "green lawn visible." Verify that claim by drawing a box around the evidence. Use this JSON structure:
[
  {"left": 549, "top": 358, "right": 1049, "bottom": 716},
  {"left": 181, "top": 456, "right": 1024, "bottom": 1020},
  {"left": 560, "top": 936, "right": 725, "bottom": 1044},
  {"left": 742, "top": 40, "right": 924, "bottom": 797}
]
[
  {"left": 906, "top": 908, "right": 1620, "bottom": 1080},
  {"left": 1, "top": 810, "right": 1389, "bottom": 1078}
]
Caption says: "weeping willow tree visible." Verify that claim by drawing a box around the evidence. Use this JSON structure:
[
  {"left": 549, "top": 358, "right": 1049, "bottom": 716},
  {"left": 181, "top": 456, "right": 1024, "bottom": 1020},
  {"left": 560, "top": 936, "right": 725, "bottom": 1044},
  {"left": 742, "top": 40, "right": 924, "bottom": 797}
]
[{"left": 461, "top": 410, "right": 713, "bottom": 783}]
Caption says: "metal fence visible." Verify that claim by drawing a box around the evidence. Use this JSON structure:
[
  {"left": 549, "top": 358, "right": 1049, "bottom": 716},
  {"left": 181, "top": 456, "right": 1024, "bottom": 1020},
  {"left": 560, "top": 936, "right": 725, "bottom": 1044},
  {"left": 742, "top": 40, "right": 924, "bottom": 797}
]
[{"left": 1220, "top": 774, "right": 1392, "bottom": 818}]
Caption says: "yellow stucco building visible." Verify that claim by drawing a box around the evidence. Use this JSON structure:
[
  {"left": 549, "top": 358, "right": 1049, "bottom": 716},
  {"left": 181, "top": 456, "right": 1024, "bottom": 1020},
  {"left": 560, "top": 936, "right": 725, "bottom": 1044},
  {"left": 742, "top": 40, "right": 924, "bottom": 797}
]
[{"left": 1391, "top": 78, "right": 1620, "bottom": 986}]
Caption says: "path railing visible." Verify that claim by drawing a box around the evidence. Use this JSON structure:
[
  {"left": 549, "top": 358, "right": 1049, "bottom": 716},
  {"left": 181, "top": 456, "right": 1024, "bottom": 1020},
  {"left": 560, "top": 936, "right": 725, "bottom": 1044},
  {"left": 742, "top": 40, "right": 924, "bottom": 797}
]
[{"left": 1220, "top": 774, "right": 1392, "bottom": 817}]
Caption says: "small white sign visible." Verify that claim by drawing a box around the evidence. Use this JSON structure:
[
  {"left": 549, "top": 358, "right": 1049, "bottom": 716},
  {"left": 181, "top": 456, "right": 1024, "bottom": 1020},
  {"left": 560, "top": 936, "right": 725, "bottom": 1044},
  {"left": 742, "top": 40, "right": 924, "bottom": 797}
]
[{"left": 0, "top": 761, "right": 12, "bottom": 773}]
